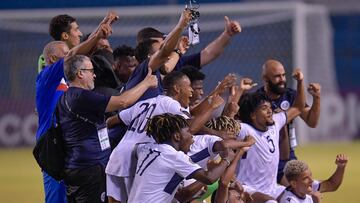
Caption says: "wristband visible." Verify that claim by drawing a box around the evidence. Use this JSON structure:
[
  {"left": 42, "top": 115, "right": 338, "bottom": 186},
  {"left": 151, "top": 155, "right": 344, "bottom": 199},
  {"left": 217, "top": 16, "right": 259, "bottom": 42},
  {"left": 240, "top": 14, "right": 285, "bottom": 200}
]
[
  {"left": 222, "top": 157, "right": 231, "bottom": 166},
  {"left": 174, "top": 49, "right": 182, "bottom": 57}
]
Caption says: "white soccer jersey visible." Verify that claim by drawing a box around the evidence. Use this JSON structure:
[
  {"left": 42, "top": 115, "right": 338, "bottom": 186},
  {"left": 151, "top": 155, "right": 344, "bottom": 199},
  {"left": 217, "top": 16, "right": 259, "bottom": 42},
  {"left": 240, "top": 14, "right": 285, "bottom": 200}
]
[
  {"left": 172, "top": 134, "right": 222, "bottom": 194},
  {"left": 279, "top": 189, "right": 313, "bottom": 203},
  {"left": 188, "top": 134, "right": 222, "bottom": 169},
  {"left": 278, "top": 180, "right": 320, "bottom": 203},
  {"left": 106, "top": 95, "right": 190, "bottom": 177},
  {"left": 128, "top": 143, "right": 202, "bottom": 203},
  {"left": 236, "top": 112, "right": 287, "bottom": 197}
]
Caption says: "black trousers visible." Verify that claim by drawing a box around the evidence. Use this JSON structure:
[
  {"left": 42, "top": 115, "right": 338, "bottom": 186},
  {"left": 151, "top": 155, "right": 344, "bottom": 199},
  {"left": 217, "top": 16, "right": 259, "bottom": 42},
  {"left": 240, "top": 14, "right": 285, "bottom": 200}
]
[{"left": 64, "top": 165, "right": 107, "bottom": 203}]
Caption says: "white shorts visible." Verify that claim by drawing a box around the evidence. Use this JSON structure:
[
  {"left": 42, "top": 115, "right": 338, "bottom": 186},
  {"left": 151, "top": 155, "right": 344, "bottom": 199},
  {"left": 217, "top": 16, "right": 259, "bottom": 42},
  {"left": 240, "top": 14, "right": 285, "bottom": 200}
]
[{"left": 106, "top": 175, "right": 133, "bottom": 202}]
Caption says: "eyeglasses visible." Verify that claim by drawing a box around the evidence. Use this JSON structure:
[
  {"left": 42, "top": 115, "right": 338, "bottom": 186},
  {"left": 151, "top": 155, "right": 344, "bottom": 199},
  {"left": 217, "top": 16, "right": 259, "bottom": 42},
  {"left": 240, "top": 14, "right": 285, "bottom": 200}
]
[{"left": 80, "top": 68, "right": 95, "bottom": 73}]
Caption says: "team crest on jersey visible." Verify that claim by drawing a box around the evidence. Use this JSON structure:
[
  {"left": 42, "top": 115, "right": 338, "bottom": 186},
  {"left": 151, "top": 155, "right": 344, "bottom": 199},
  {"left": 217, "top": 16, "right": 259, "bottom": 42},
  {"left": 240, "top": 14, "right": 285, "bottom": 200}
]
[
  {"left": 101, "top": 192, "right": 106, "bottom": 202},
  {"left": 280, "top": 101, "right": 290, "bottom": 110},
  {"left": 269, "top": 129, "right": 275, "bottom": 135}
]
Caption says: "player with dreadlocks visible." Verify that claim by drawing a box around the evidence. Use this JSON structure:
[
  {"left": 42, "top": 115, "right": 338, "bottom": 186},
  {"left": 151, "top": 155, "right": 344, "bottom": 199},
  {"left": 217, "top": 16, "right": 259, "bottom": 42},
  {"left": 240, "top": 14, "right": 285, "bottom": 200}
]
[
  {"left": 174, "top": 115, "right": 256, "bottom": 203},
  {"left": 127, "top": 113, "right": 236, "bottom": 203}
]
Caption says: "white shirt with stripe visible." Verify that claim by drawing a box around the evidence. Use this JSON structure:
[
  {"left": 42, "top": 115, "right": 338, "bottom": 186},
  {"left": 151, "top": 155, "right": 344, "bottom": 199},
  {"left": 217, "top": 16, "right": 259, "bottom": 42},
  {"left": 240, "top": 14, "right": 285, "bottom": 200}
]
[
  {"left": 236, "top": 112, "right": 287, "bottom": 198},
  {"left": 106, "top": 95, "right": 190, "bottom": 177},
  {"left": 128, "top": 143, "right": 202, "bottom": 203}
]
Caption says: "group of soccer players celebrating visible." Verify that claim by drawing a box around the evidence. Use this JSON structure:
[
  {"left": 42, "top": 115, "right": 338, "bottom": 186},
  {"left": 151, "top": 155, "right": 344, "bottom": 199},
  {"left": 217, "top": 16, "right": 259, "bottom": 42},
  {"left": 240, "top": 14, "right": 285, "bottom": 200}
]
[{"left": 36, "top": 8, "right": 348, "bottom": 203}]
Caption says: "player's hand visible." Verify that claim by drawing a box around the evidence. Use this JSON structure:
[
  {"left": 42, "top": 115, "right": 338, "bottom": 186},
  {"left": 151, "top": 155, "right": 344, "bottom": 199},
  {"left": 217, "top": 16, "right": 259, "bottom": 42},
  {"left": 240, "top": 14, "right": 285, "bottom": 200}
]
[
  {"left": 215, "top": 130, "right": 237, "bottom": 140},
  {"left": 292, "top": 68, "right": 304, "bottom": 82},
  {"left": 307, "top": 83, "right": 321, "bottom": 98},
  {"left": 335, "top": 154, "right": 348, "bottom": 168},
  {"left": 213, "top": 73, "right": 237, "bottom": 95},
  {"left": 240, "top": 78, "right": 257, "bottom": 91},
  {"left": 102, "top": 11, "right": 119, "bottom": 25},
  {"left": 243, "top": 135, "right": 256, "bottom": 146},
  {"left": 224, "top": 101, "right": 240, "bottom": 117},
  {"left": 177, "top": 36, "right": 190, "bottom": 54},
  {"left": 144, "top": 68, "right": 158, "bottom": 88},
  {"left": 178, "top": 9, "right": 192, "bottom": 28},
  {"left": 220, "top": 148, "right": 236, "bottom": 162},
  {"left": 99, "top": 24, "right": 112, "bottom": 39},
  {"left": 224, "top": 16, "right": 241, "bottom": 36},
  {"left": 208, "top": 94, "right": 224, "bottom": 109}
]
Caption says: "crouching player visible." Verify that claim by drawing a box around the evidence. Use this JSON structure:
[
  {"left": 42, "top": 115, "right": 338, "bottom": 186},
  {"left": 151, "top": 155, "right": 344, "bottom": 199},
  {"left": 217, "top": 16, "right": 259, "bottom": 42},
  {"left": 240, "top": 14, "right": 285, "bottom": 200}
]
[{"left": 280, "top": 154, "right": 348, "bottom": 203}]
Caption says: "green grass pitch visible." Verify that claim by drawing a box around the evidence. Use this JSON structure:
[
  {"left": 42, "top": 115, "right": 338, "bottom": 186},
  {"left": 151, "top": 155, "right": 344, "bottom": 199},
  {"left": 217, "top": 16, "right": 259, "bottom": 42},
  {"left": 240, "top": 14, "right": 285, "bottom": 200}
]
[{"left": 0, "top": 141, "right": 359, "bottom": 203}]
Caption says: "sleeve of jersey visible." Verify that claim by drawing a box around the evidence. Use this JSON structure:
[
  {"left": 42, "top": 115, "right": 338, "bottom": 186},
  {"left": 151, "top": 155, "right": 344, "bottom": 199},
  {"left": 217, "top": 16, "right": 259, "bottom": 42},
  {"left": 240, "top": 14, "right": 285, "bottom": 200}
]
[
  {"left": 312, "top": 180, "right": 321, "bottom": 191},
  {"left": 166, "top": 98, "right": 191, "bottom": 119},
  {"left": 175, "top": 53, "right": 201, "bottom": 71},
  {"left": 236, "top": 123, "right": 248, "bottom": 140},
  {"left": 39, "top": 58, "right": 65, "bottom": 89},
  {"left": 118, "top": 105, "right": 134, "bottom": 125},
  {"left": 173, "top": 151, "right": 202, "bottom": 180},
  {"left": 205, "top": 135, "right": 222, "bottom": 158},
  {"left": 273, "top": 112, "right": 287, "bottom": 130}
]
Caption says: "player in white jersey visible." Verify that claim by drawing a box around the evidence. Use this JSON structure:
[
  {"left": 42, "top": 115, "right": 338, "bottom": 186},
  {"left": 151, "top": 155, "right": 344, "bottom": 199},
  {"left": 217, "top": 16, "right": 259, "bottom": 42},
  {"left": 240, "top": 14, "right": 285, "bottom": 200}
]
[
  {"left": 175, "top": 116, "right": 256, "bottom": 202},
  {"left": 235, "top": 69, "right": 305, "bottom": 200},
  {"left": 105, "top": 71, "right": 224, "bottom": 203},
  {"left": 128, "top": 113, "right": 236, "bottom": 203},
  {"left": 280, "top": 154, "right": 348, "bottom": 203}
]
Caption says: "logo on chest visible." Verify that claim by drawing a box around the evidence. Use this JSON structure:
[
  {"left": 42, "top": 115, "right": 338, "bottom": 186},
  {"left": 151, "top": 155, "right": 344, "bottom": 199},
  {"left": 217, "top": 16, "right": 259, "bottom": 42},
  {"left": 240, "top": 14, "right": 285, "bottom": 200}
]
[{"left": 280, "top": 100, "right": 290, "bottom": 111}]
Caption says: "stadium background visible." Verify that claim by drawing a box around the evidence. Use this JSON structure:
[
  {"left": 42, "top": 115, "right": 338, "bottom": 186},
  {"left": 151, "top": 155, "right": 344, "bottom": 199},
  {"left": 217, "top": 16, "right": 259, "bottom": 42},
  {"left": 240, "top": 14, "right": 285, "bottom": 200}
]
[{"left": 0, "top": 0, "right": 358, "bottom": 202}]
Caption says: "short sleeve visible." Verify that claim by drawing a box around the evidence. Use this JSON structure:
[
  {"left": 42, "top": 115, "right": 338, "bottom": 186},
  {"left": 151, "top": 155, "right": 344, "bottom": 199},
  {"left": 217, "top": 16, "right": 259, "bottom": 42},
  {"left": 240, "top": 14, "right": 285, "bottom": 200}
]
[
  {"left": 165, "top": 97, "right": 191, "bottom": 119},
  {"left": 173, "top": 151, "right": 202, "bottom": 179},
  {"left": 203, "top": 135, "right": 222, "bottom": 157},
  {"left": 119, "top": 106, "right": 133, "bottom": 125},
  {"left": 312, "top": 180, "right": 321, "bottom": 191},
  {"left": 237, "top": 123, "right": 250, "bottom": 140},
  {"left": 273, "top": 112, "right": 287, "bottom": 130},
  {"left": 174, "top": 53, "right": 201, "bottom": 71}
]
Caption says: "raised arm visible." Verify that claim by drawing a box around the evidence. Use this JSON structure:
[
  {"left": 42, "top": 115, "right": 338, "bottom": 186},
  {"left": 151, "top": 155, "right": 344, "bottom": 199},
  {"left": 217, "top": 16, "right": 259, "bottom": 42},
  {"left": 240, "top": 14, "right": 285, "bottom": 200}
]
[
  {"left": 188, "top": 94, "right": 224, "bottom": 134},
  {"left": 66, "top": 11, "right": 118, "bottom": 60},
  {"left": 105, "top": 68, "right": 157, "bottom": 112},
  {"left": 215, "top": 150, "right": 244, "bottom": 203},
  {"left": 222, "top": 77, "right": 257, "bottom": 118},
  {"left": 286, "top": 68, "right": 306, "bottom": 123},
  {"left": 148, "top": 9, "right": 191, "bottom": 71},
  {"left": 200, "top": 16, "right": 241, "bottom": 66},
  {"left": 300, "top": 83, "right": 321, "bottom": 128},
  {"left": 191, "top": 73, "right": 236, "bottom": 116},
  {"left": 319, "top": 154, "right": 348, "bottom": 193},
  {"left": 161, "top": 36, "right": 190, "bottom": 74}
]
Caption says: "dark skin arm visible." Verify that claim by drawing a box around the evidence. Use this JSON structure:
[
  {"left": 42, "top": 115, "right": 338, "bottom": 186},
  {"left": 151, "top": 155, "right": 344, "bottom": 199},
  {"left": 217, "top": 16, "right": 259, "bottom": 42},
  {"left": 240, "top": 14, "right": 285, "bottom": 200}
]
[
  {"left": 215, "top": 150, "right": 244, "bottom": 203},
  {"left": 188, "top": 94, "right": 224, "bottom": 134},
  {"left": 191, "top": 148, "right": 235, "bottom": 185},
  {"left": 175, "top": 181, "right": 206, "bottom": 203}
]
